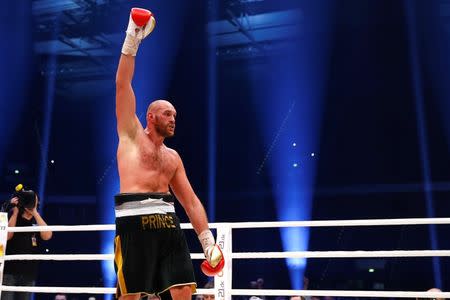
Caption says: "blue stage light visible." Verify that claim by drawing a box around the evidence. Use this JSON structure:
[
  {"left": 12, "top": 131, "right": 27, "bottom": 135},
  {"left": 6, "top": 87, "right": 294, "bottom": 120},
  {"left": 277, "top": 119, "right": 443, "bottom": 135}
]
[
  {"left": 405, "top": 1, "right": 442, "bottom": 288},
  {"left": 251, "top": 2, "right": 334, "bottom": 288}
]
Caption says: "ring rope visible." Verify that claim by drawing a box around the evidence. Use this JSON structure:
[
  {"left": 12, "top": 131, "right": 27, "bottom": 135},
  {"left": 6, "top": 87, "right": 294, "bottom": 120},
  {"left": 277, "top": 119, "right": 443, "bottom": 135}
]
[
  {"left": 4, "top": 219, "right": 450, "bottom": 298},
  {"left": 0, "top": 286, "right": 115, "bottom": 294},
  {"left": 5, "top": 250, "right": 450, "bottom": 261},
  {"left": 230, "top": 250, "right": 450, "bottom": 258},
  {"left": 224, "top": 217, "right": 450, "bottom": 228},
  {"left": 8, "top": 224, "right": 115, "bottom": 232},
  {"left": 3, "top": 253, "right": 202, "bottom": 261},
  {"left": 232, "top": 289, "right": 450, "bottom": 298},
  {"left": 7, "top": 217, "right": 450, "bottom": 232},
  {"left": 1, "top": 286, "right": 449, "bottom": 298}
]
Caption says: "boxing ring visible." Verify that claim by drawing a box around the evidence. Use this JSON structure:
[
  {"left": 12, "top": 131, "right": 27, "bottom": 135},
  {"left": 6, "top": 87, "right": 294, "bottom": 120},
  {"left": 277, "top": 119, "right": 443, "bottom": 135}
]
[{"left": 2, "top": 218, "right": 450, "bottom": 299}]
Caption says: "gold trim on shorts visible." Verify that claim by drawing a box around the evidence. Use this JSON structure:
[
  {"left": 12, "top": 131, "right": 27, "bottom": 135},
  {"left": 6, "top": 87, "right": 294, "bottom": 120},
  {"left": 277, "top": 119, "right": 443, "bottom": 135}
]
[
  {"left": 117, "top": 292, "right": 142, "bottom": 299},
  {"left": 157, "top": 282, "right": 197, "bottom": 296},
  {"left": 116, "top": 283, "right": 196, "bottom": 299},
  {"left": 114, "top": 236, "right": 128, "bottom": 296}
]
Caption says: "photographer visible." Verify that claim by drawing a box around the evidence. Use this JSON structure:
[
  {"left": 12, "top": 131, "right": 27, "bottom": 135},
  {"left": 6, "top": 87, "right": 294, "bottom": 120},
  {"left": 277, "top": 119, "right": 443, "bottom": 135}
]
[{"left": 1, "top": 186, "right": 52, "bottom": 300}]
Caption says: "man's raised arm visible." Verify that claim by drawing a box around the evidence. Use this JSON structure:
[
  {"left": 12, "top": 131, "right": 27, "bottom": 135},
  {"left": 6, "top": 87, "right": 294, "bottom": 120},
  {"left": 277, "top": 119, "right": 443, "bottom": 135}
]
[
  {"left": 116, "top": 8, "right": 156, "bottom": 137},
  {"left": 116, "top": 55, "right": 138, "bottom": 137}
]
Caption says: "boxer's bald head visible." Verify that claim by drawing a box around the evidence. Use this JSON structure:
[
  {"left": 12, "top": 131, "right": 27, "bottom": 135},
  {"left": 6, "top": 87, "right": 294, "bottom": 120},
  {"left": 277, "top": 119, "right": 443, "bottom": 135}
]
[
  {"left": 147, "top": 99, "right": 175, "bottom": 115},
  {"left": 146, "top": 99, "right": 176, "bottom": 138}
]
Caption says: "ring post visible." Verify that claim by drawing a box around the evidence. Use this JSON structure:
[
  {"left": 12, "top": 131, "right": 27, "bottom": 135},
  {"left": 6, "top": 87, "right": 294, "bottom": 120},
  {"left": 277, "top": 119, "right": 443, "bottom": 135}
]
[
  {"left": 215, "top": 223, "right": 232, "bottom": 300},
  {"left": 0, "top": 212, "right": 9, "bottom": 297}
]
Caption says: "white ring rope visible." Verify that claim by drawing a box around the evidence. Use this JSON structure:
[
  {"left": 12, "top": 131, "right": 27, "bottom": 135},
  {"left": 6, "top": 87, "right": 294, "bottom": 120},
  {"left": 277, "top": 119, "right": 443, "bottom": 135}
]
[
  {"left": 8, "top": 224, "right": 115, "bottom": 232},
  {"left": 232, "top": 289, "right": 450, "bottom": 298},
  {"left": 7, "top": 217, "right": 450, "bottom": 232},
  {"left": 5, "top": 250, "right": 450, "bottom": 261},
  {"left": 3, "top": 253, "right": 203, "bottom": 261},
  {"left": 1, "top": 286, "right": 450, "bottom": 298},
  {"left": 3, "top": 218, "right": 450, "bottom": 298},
  {"left": 230, "top": 250, "right": 450, "bottom": 258},
  {"left": 4, "top": 254, "right": 115, "bottom": 261},
  {"left": 222, "top": 217, "right": 450, "bottom": 228}
]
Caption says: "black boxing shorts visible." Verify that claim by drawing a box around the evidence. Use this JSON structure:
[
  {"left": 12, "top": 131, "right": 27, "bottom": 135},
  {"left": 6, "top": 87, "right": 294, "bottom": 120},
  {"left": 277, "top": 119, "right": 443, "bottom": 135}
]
[{"left": 114, "top": 193, "right": 196, "bottom": 299}]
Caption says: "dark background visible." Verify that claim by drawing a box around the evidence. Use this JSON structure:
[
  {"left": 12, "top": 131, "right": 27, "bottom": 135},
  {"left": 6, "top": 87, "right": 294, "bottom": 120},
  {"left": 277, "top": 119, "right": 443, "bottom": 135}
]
[{"left": 1, "top": 0, "right": 450, "bottom": 299}]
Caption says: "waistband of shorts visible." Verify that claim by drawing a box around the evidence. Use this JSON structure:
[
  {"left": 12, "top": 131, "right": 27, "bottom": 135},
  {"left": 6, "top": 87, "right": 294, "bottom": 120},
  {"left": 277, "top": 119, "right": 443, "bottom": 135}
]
[
  {"left": 115, "top": 193, "right": 175, "bottom": 206},
  {"left": 115, "top": 213, "right": 180, "bottom": 232},
  {"left": 114, "top": 193, "right": 175, "bottom": 218}
]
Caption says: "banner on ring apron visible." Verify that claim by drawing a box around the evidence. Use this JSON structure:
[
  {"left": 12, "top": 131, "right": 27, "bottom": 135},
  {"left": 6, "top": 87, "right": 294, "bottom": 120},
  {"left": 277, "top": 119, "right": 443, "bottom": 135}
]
[{"left": 0, "top": 212, "right": 8, "bottom": 297}]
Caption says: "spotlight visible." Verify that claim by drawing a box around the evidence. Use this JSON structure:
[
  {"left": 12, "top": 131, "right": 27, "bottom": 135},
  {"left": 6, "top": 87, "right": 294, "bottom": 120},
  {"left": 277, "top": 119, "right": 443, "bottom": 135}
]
[
  {"left": 50, "top": 160, "right": 55, "bottom": 164},
  {"left": 311, "top": 152, "right": 315, "bottom": 157},
  {"left": 369, "top": 268, "right": 375, "bottom": 273},
  {"left": 292, "top": 142, "right": 297, "bottom": 147},
  {"left": 14, "top": 170, "right": 19, "bottom": 174},
  {"left": 292, "top": 163, "right": 298, "bottom": 168}
]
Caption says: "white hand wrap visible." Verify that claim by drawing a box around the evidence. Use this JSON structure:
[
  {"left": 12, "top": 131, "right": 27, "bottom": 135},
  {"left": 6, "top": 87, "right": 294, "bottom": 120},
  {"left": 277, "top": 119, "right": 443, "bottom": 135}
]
[
  {"left": 198, "top": 229, "right": 215, "bottom": 255},
  {"left": 122, "top": 34, "right": 141, "bottom": 57},
  {"left": 121, "top": 9, "right": 156, "bottom": 56}
]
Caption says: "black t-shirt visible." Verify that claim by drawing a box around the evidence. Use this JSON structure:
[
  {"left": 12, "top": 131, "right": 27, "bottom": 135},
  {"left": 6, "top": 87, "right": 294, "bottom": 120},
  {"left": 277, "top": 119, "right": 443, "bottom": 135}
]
[{"left": 4, "top": 213, "right": 41, "bottom": 279}]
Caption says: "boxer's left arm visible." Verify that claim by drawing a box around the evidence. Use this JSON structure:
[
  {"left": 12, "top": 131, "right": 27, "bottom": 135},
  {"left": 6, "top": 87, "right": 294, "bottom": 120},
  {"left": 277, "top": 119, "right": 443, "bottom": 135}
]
[
  {"left": 170, "top": 152, "right": 224, "bottom": 273},
  {"left": 170, "top": 153, "right": 209, "bottom": 236}
]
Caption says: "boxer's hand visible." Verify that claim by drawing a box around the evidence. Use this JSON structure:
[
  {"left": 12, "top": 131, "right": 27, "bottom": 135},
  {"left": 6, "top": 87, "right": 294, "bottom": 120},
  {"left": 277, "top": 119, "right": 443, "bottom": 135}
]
[
  {"left": 201, "top": 244, "right": 225, "bottom": 276},
  {"left": 127, "top": 8, "right": 156, "bottom": 39},
  {"left": 122, "top": 8, "right": 156, "bottom": 56},
  {"left": 205, "top": 244, "right": 224, "bottom": 268},
  {"left": 198, "top": 230, "right": 225, "bottom": 276}
]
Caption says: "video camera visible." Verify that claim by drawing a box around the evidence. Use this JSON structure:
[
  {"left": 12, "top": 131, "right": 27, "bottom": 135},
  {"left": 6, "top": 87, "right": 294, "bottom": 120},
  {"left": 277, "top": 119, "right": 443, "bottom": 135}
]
[
  {"left": 14, "top": 184, "right": 37, "bottom": 209},
  {"left": 1, "top": 184, "right": 37, "bottom": 212}
]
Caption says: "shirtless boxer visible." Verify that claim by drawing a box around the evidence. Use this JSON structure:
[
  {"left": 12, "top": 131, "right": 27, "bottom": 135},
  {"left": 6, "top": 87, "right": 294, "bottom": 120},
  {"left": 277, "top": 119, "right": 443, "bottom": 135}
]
[{"left": 114, "top": 7, "right": 224, "bottom": 300}]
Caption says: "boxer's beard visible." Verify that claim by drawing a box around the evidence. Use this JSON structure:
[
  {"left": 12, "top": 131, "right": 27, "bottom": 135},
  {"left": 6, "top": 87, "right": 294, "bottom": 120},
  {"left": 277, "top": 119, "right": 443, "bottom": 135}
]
[{"left": 155, "top": 117, "right": 175, "bottom": 138}]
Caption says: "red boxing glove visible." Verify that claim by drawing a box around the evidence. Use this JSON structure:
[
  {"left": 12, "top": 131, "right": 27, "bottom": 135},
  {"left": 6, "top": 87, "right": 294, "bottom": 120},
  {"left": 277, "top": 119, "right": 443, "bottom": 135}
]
[
  {"left": 201, "top": 244, "right": 225, "bottom": 277},
  {"left": 131, "top": 8, "right": 152, "bottom": 27},
  {"left": 122, "top": 7, "right": 156, "bottom": 56}
]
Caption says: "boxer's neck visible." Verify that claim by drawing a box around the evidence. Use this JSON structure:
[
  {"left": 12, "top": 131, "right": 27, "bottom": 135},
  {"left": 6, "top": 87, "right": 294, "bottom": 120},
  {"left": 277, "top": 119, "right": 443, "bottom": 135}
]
[{"left": 145, "top": 127, "right": 165, "bottom": 147}]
